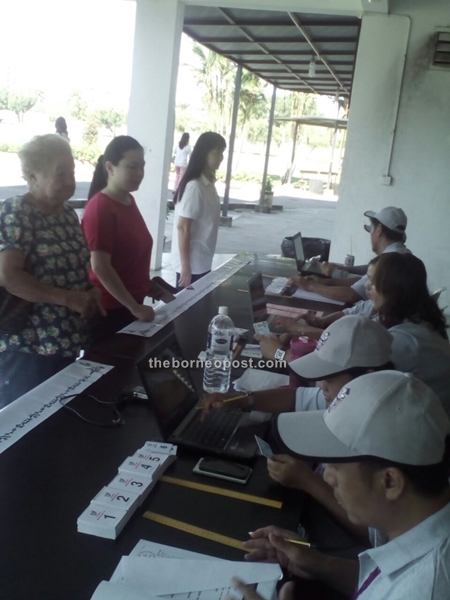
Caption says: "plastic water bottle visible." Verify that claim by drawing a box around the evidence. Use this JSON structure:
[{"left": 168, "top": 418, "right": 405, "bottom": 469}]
[{"left": 203, "top": 306, "right": 234, "bottom": 393}]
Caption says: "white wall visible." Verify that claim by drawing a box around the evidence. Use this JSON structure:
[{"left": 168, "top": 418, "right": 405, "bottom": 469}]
[{"left": 332, "top": 0, "right": 450, "bottom": 308}]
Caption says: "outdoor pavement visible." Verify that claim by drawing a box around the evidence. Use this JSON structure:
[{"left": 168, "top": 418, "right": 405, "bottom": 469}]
[{"left": 0, "top": 151, "right": 337, "bottom": 275}]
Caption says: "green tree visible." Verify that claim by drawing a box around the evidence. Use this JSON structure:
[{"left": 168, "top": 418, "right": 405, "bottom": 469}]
[
  {"left": 82, "top": 121, "right": 99, "bottom": 146},
  {"left": 191, "top": 42, "right": 235, "bottom": 137},
  {"left": 68, "top": 90, "right": 88, "bottom": 121},
  {"left": 0, "top": 89, "right": 8, "bottom": 110},
  {"left": 7, "top": 90, "right": 43, "bottom": 122},
  {"left": 93, "top": 108, "right": 126, "bottom": 136}
]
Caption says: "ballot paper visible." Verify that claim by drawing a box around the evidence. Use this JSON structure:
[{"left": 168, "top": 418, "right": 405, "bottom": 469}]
[
  {"left": 265, "top": 277, "right": 290, "bottom": 295},
  {"left": 254, "top": 435, "right": 274, "bottom": 459},
  {"left": 233, "top": 368, "right": 289, "bottom": 392},
  {"left": 105, "top": 541, "right": 278, "bottom": 600},
  {"left": 292, "top": 288, "right": 345, "bottom": 306},
  {"left": 110, "top": 556, "right": 282, "bottom": 600},
  {"left": 91, "top": 581, "right": 152, "bottom": 600},
  {"left": 266, "top": 303, "right": 323, "bottom": 319}
]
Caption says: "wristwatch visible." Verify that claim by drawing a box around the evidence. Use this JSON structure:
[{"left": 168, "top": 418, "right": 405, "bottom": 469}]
[
  {"left": 274, "top": 348, "right": 286, "bottom": 361},
  {"left": 246, "top": 393, "right": 255, "bottom": 410}
]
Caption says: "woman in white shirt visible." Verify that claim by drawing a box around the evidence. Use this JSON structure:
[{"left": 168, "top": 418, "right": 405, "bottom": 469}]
[
  {"left": 370, "top": 252, "right": 450, "bottom": 413},
  {"left": 173, "top": 133, "right": 192, "bottom": 191},
  {"left": 171, "top": 132, "right": 226, "bottom": 291}
]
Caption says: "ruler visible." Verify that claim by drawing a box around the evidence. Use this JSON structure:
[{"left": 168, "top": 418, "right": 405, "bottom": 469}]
[
  {"left": 160, "top": 475, "right": 282, "bottom": 509},
  {"left": 143, "top": 511, "right": 246, "bottom": 551}
]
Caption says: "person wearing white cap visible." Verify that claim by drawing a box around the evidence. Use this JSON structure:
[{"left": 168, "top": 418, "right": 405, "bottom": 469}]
[
  {"left": 237, "top": 372, "right": 450, "bottom": 600},
  {"left": 287, "top": 206, "right": 411, "bottom": 305},
  {"left": 200, "top": 316, "right": 393, "bottom": 419}
]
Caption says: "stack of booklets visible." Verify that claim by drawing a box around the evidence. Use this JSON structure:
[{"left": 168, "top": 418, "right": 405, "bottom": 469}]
[{"left": 77, "top": 442, "right": 177, "bottom": 540}]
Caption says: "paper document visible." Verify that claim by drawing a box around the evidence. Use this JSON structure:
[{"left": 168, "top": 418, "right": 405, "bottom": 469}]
[
  {"left": 233, "top": 368, "right": 289, "bottom": 392},
  {"left": 266, "top": 303, "right": 323, "bottom": 319},
  {"left": 110, "top": 541, "right": 277, "bottom": 600},
  {"left": 111, "top": 556, "right": 281, "bottom": 600},
  {"left": 292, "top": 288, "right": 345, "bottom": 306},
  {"left": 265, "top": 278, "right": 290, "bottom": 295},
  {"left": 91, "top": 581, "right": 151, "bottom": 600}
]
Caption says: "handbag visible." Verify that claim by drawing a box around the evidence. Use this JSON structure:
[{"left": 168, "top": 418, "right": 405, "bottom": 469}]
[{"left": 0, "top": 201, "right": 35, "bottom": 334}]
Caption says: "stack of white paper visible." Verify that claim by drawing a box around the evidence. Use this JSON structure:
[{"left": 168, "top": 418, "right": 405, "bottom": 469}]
[
  {"left": 233, "top": 368, "right": 289, "bottom": 392},
  {"left": 78, "top": 443, "right": 177, "bottom": 539},
  {"left": 91, "top": 541, "right": 282, "bottom": 600}
]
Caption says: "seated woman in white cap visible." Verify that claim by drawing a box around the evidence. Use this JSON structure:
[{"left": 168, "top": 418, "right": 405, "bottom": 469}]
[
  {"left": 286, "top": 206, "right": 411, "bottom": 305},
  {"left": 234, "top": 372, "right": 450, "bottom": 600}
]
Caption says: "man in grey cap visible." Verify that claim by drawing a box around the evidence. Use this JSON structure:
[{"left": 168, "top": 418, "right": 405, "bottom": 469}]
[
  {"left": 201, "top": 316, "right": 393, "bottom": 417},
  {"left": 287, "top": 206, "right": 411, "bottom": 305},
  {"left": 237, "top": 372, "right": 450, "bottom": 600}
]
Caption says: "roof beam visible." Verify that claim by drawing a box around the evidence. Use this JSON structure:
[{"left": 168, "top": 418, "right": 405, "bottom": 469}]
[
  {"left": 193, "top": 36, "right": 357, "bottom": 44},
  {"left": 184, "top": 18, "right": 360, "bottom": 28},
  {"left": 216, "top": 7, "right": 321, "bottom": 95},
  {"left": 288, "top": 12, "right": 350, "bottom": 93}
]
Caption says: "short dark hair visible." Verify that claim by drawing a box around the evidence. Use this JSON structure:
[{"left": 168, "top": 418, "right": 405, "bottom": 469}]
[
  {"left": 370, "top": 218, "right": 405, "bottom": 243},
  {"left": 174, "top": 132, "right": 226, "bottom": 205},
  {"left": 372, "top": 253, "right": 448, "bottom": 338},
  {"left": 360, "top": 436, "right": 450, "bottom": 497},
  {"left": 88, "top": 135, "right": 143, "bottom": 200}
]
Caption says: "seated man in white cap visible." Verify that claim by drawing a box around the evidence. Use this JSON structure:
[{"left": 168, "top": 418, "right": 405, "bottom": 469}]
[
  {"left": 201, "top": 316, "right": 393, "bottom": 418},
  {"left": 236, "top": 372, "right": 450, "bottom": 600},
  {"left": 287, "top": 206, "right": 411, "bottom": 305}
]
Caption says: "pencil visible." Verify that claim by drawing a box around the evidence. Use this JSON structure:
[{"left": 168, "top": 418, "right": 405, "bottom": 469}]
[
  {"left": 196, "top": 394, "right": 249, "bottom": 410},
  {"left": 284, "top": 538, "right": 312, "bottom": 547},
  {"left": 248, "top": 532, "right": 313, "bottom": 548}
]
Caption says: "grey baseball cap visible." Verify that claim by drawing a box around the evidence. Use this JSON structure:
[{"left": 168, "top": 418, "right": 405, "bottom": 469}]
[
  {"left": 289, "top": 315, "right": 392, "bottom": 380},
  {"left": 364, "top": 206, "right": 407, "bottom": 237},
  {"left": 277, "top": 371, "right": 450, "bottom": 465}
]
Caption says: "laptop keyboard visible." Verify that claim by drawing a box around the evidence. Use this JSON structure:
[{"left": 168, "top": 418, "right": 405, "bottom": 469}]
[{"left": 182, "top": 409, "right": 242, "bottom": 450}]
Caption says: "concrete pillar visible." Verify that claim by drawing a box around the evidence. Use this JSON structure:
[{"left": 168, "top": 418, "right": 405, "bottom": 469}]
[{"left": 128, "top": 0, "right": 184, "bottom": 270}]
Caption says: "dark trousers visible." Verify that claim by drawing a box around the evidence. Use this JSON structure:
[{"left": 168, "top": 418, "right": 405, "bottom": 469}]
[
  {"left": 87, "top": 307, "right": 135, "bottom": 348},
  {"left": 175, "top": 271, "right": 210, "bottom": 293},
  {"left": 0, "top": 351, "right": 74, "bottom": 408}
]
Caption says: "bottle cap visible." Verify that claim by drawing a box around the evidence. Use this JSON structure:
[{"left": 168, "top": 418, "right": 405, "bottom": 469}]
[{"left": 218, "top": 306, "right": 228, "bottom": 315}]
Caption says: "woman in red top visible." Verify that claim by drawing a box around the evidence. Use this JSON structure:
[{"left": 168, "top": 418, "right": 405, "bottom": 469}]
[{"left": 82, "top": 135, "right": 155, "bottom": 343}]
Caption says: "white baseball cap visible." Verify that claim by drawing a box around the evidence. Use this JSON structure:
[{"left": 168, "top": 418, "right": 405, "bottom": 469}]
[
  {"left": 364, "top": 207, "right": 407, "bottom": 236},
  {"left": 289, "top": 315, "right": 392, "bottom": 380},
  {"left": 277, "top": 371, "right": 450, "bottom": 465}
]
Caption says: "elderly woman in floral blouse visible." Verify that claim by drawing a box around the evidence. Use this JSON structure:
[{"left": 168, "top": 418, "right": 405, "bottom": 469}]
[{"left": 0, "top": 134, "right": 105, "bottom": 407}]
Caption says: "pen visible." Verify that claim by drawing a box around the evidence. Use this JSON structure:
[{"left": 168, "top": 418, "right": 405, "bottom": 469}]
[{"left": 196, "top": 394, "right": 250, "bottom": 410}]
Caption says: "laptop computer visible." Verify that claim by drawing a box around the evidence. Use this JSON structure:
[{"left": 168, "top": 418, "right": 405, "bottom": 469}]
[
  {"left": 247, "top": 272, "right": 288, "bottom": 334},
  {"left": 137, "top": 338, "right": 269, "bottom": 459},
  {"left": 292, "top": 232, "right": 326, "bottom": 277}
]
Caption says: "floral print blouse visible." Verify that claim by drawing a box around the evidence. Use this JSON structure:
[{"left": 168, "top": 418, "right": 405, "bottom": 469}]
[{"left": 0, "top": 195, "right": 91, "bottom": 357}]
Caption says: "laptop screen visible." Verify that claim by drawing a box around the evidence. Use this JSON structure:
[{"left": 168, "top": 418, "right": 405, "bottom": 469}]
[
  {"left": 247, "top": 272, "right": 268, "bottom": 322},
  {"left": 137, "top": 344, "right": 199, "bottom": 437},
  {"left": 292, "top": 232, "right": 305, "bottom": 268}
]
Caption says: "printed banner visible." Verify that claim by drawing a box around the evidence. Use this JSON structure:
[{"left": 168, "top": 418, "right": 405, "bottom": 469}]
[
  {"left": 119, "top": 255, "right": 251, "bottom": 338},
  {"left": 0, "top": 360, "right": 113, "bottom": 454}
]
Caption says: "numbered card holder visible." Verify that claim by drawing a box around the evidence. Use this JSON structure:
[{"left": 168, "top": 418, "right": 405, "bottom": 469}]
[
  {"left": 108, "top": 473, "right": 157, "bottom": 506},
  {"left": 93, "top": 486, "right": 141, "bottom": 513},
  {"left": 77, "top": 503, "right": 131, "bottom": 540},
  {"left": 141, "top": 441, "right": 177, "bottom": 456},
  {"left": 118, "top": 457, "right": 158, "bottom": 480}
]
